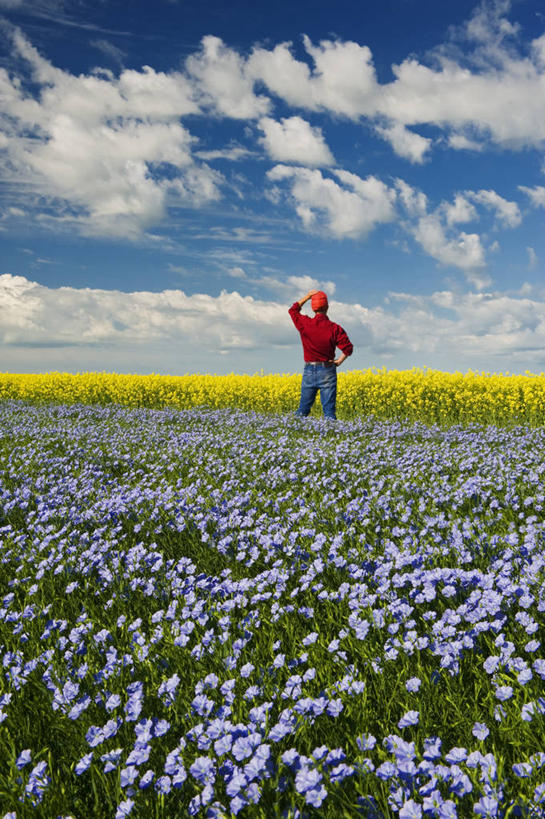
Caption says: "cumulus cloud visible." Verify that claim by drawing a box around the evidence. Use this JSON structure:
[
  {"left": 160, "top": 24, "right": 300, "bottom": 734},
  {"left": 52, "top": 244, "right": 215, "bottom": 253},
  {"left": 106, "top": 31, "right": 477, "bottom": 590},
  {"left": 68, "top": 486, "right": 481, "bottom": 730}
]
[
  {"left": 248, "top": 35, "right": 378, "bottom": 118},
  {"left": 519, "top": 185, "right": 545, "bottom": 208},
  {"left": 0, "top": 29, "right": 222, "bottom": 238},
  {"left": 258, "top": 116, "right": 334, "bottom": 166},
  {"left": 444, "top": 194, "right": 477, "bottom": 226},
  {"left": 466, "top": 188, "right": 521, "bottom": 227},
  {"left": 393, "top": 180, "right": 526, "bottom": 281},
  {"left": 267, "top": 165, "right": 396, "bottom": 238},
  {"left": 4, "top": 273, "right": 545, "bottom": 374},
  {"left": 245, "top": 4, "right": 545, "bottom": 157},
  {"left": 412, "top": 215, "right": 486, "bottom": 273},
  {"left": 397, "top": 181, "right": 486, "bottom": 278},
  {"left": 448, "top": 133, "right": 484, "bottom": 151},
  {"left": 185, "top": 35, "right": 270, "bottom": 119},
  {"left": 374, "top": 122, "right": 432, "bottom": 164},
  {"left": 0, "top": 273, "right": 291, "bottom": 354}
]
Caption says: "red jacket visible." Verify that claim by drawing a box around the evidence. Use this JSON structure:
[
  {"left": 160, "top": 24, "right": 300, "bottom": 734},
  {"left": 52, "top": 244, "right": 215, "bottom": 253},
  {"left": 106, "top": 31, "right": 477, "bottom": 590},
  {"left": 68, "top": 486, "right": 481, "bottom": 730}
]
[{"left": 289, "top": 302, "right": 353, "bottom": 362}]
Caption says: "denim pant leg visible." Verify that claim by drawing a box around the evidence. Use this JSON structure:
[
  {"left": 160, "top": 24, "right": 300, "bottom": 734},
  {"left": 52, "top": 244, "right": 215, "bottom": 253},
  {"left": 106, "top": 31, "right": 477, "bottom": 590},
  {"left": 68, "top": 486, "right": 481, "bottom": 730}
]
[
  {"left": 296, "top": 365, "right": 319, "bottom": 416},
  {"left": 319, "top": 366, "right": 337, "bottom": 419}
]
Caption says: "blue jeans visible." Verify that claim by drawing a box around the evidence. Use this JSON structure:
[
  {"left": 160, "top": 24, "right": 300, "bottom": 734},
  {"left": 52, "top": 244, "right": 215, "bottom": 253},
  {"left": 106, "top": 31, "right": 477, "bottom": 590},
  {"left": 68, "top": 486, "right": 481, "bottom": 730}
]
[{"left": 296, "top": 363, "right": 337, "bottom": 419}]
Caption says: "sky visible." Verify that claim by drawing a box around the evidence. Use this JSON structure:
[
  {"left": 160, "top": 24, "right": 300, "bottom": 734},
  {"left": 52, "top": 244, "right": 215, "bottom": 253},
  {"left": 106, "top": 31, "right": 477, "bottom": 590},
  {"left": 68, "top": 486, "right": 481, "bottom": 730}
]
[{"left": 2, "top": 0, "right": 545, "bottom": 376}]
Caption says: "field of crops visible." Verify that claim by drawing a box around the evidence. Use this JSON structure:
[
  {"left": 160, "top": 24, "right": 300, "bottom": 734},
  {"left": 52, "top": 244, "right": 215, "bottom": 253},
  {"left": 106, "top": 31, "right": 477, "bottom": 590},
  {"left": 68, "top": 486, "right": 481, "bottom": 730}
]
[
  {"left": 3, "top": 368, "right": 545, "bottom": 426},
  {"left": 1, "top": 398, "right": 545, "bottom": 818}
]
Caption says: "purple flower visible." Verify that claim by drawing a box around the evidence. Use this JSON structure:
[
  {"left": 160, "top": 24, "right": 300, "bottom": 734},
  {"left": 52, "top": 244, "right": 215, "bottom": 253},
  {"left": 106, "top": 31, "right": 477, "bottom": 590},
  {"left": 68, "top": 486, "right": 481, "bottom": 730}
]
[
  {"left": 534, "top": 783, "right": 545, "bottom": 803},
  {"left": 16, "top": 749, "right": 32, "bottom": 769},
  {"left": 139, "top": 769, "right": 155, "bottom": 789},
  {"left": 154, "top": 719, "right": 170, "bottom": 737},
  {"left": 85, "top": 725, "right": 104, "bottom": 748},
  {"left": 483, "top": 656, "right": 500, "bottom": 674},
  {"left": 306, "top": 784, "right": 327, "bottom": 807},
  {"left": 472, "top": 722, "right": 490, "bottom": 741},
  {"left": 190, "top": 756, "right": 215, "bottom": 785},
  {"left": 474, "top": 795, "right": 499, "bottom": 817},
  {"left": 75, "top": 752, "right": 93, "bottom": 775},
  {"left": 445, "top": 747, "right": 467, "bottom": 764},
  {"left": 126, "top": 744, "right": 150, "bottom": 767},
  {"left": 105, "top": 694, "right": 121, "bottom": 712},
  {"left": 226, "top": 772, "right": 247, "bottom": 798},
  {"left": 329, "top": 763, "right": 354, "bottom": 783},
  {"left": 518, "top": 668, "right": 532, "bottom": 684},
  {"left": 326, "top": 698, "right": 343, "bottom": 717},
  {"left": 232, "top": 736, "right": 253, "bottom": 761},
  {"left": 423, "top": 737, "right": 442, "bottom": 760},
  {"left": 295, "top": 767, "right": 321, "bottom": 795},
  {"left": 512, "top": 762, "right": 533, "bottom": 778},
  {"left": 154, "top": 775, "right": 171, "bottom": 794},
  {"left": 115, "top": 799, "right": 134, "bottom": 818},
  {"left": 120, "top": 766, "right": 139, "bottom": 788},
  {"left": 101, "top": 748, "right": 123, "bottom": 773},
  {"left": 495, "top": 685, "right": 513, "bottom": 701},
  {"left": 398, "top": 710, "right": 419, "bottom": 728},
  {"left": 399, "top": 800, "right": 423, "bottom": 819},
  {"left": 405, "top": 677, "right": 421, "bottom": 693},
  {"left": 357, "top": 733, "right": 376, "bottom": 751}
]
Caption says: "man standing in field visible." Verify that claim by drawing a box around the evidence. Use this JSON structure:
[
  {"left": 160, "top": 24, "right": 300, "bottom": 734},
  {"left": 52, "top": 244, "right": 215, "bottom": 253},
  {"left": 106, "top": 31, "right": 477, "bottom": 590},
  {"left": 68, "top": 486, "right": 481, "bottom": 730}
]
[{"left": 289, "top": 289, "right": 353, "bottom": 420}]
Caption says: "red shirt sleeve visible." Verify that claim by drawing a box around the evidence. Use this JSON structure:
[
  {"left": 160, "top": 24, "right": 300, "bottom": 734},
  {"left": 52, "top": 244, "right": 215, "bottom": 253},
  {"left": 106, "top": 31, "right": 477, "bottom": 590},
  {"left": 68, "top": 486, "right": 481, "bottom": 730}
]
[
  {"left": 335, "top": 324, "right": 353, "bottom": 356},
  {"left": 289, "top": 301, "right": 307, "bottom": 332}
]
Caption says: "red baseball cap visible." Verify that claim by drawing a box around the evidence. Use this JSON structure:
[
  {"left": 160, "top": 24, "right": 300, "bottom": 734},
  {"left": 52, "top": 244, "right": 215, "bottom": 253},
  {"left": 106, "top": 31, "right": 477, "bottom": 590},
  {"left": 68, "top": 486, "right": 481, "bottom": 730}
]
[{"left": 311, "top": 291, "right": 328, "bottom": 311}]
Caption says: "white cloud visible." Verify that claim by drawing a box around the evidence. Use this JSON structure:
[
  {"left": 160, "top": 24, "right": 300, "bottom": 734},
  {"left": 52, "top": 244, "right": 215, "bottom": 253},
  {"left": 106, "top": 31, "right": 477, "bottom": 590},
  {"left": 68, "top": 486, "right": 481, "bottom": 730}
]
[
  {"left": 375, "top": 122, "right": 432, "bottom": 164},
  {"left": 90, "top": 39, "right": 127, "bottom": 66},
  {"left": 443, "top": 194, "right": 477, "bottom": 226},
  {"left": 467, "top": 188, "right": 521, "bottom": 227},
  {"left": 0, "top": 29, "right": 222, "bottom": 239},
  {"left": 248, "top": 36, "right": 378, "bottom": 118},
  {"left": 395, "top": 180, "right": 487, "bottom": 280},
  {"left": 186, "top": 35, "right": 270, "bottom": 119},
  {"left": 448, "top": 133, "right": 484, "bottom": 151},
  {"left": 245, "top": 4, "right": 545, "bottom": 156},
  {"left": 519, "top": 185, "right": 545, "bottom": 208},
  {"left": 527, "top": 247, "right": 538, "bottom": 270},
  {"left": 267, "top": 165, "right": 396, "bottom": 239},
  {"left": 243, "top": 273, "right": 336, "bottom": 300},
  {"left": 412, "top": 215, "right": 486, "bottom": 273},
  {"left": 0, "top": 273, "right": 291, "bottom": 353},
  {"left": 194, "top": 145, "right": 253, "bottom": 161},
  {"left": 5, "top": 273, "right": 545, "bottom": 374},
  {"left": 258, "top": 116, "right": 334, "bottom": 167},
  {"left": 395, "top": 179, "right": 428, "bottom": 217}
]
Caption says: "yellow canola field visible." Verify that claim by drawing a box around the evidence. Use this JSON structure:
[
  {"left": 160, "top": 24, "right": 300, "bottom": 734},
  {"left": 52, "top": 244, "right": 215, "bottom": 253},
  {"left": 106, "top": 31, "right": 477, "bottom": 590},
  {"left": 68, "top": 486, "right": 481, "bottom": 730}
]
[{"left": 1, "top": 369, "right": 545, "bottom": 425}]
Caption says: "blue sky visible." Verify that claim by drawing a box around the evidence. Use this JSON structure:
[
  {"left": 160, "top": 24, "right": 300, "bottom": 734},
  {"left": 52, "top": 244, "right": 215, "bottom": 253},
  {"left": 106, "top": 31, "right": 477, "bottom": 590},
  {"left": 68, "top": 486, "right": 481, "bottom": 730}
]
[{"left": 2, "top": 0, "right": 545, "bottom": 375}]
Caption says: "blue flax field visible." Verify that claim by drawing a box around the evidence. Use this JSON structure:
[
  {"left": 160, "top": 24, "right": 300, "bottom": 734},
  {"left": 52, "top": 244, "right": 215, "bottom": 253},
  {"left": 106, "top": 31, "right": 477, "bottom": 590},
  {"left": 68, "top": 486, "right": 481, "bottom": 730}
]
[{"left": 0, "top": 401, "right": 544, "bottom": 818}]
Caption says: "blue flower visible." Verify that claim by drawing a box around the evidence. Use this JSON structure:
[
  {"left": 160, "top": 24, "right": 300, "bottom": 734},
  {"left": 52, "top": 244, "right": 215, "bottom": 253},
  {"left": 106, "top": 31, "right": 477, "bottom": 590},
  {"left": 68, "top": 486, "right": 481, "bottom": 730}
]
[
  {"left": 139, "top": 769, "right": 155, "bottom": 789},
  {"left": 357, "top": 733, "right": 376, "bottom": 751},
  {"left": 474, "top": 795, "right": 499, "bottom": 817},
  {"left": 295, "top": 767, "right": 321, "bottom": 795},
  {"left": 120, "top": 766, "right": 139, "bottom": 788},
  {"left": 445, "top": 747, "right": 467, "bottom": 764},
  {"left": 399, "top": 800, "right": 423, "bottom": 819},
  {"left": 398, "top": 710, "right": 419, "bottom": 729},
  {"left": 472, "top": 722, "right": 490, "bottom": 740},
  {"left": 16, "top": 749, "right": 32, "bottom": 769},
  {"left": 189, "top": 756, "right": 216, "bottom": 785},
  {"left": 75, "top": 752, "right": 93, "bottom": 775},
  {"left": 115, "top": 799, "right": 134, "bottom": 818},
  {"left": 154, "top": 775, "right": 171, "bottom": 794}
]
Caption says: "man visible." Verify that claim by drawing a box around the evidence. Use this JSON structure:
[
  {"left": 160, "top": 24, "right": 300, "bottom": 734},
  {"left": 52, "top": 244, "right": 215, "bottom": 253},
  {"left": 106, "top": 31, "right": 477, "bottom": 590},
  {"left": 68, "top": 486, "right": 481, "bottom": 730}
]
[{"left": 289, "top": 289, "right": 353, "bottom": 420}]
